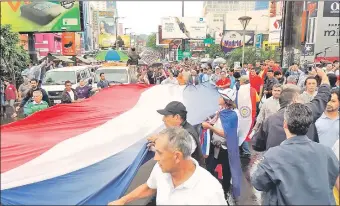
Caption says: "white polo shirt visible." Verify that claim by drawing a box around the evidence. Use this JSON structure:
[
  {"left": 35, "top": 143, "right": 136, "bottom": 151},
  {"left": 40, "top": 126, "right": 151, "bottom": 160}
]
[{"left": 146, "top": 159, "right": 227, "bottom": 205}]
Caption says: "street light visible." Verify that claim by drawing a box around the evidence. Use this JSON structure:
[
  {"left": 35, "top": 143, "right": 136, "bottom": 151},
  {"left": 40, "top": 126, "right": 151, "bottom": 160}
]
[
  {"left": 238, "top": 16, "right": 252, "bottom": 67},
  {"left": 124, "top": 28, "right": 131, "bottom": 35}
]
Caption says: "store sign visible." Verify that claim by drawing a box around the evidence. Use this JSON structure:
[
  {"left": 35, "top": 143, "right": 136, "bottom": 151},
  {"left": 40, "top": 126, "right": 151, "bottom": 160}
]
[
  {"left": 161, "top": 17, "right": 207, "bottom": 39},
  {"left": 62, "top": 32, "right": 76, "bottom": 56},
  {"left": 323, "top": 1, "right": 340, "bottom": 17},
  {"left": 302, "top": 43, "right": 315, "bottom": 56}
]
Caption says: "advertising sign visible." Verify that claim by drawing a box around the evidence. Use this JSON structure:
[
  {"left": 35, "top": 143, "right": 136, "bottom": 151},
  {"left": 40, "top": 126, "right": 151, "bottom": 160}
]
[
  {"left": 189, "top": 40, "right": 205, "bottom": 51},
  {"left": 161, "top": 17, "right": 207, "bottom": 39},
  {"left": 1, "top": 1, "right": 81, "bottom": 33},
  {"left": 268, "top": 16, "right": 282, "bottom": 43},
  {"left": 255, "top": 1, "right": 269, "bottom": 10},
  {"left": 255, "top": 34, "right": 263, "bottom": 48},
  {"left": 75, "top": 33, "right": 81, "bottom": 55},
  {"left": 62, "top": 32, "right": 76, "bottom": 56},
  {"left": 221, "top": 30, "right": 254, "bottom": 53},
  {"left": 98, "top": 11, "right": 116, "bottom": 48},
  {"left": 323, "top": 1, "right": 339, "bottom": 17},
  {"left": 120, "top": 35, "right": 131, "bottom": 48},
  {"left": 314, "top": 1, "right": 340, "bottom": 60},
  {"left": 157, "top": 25, "right": 181, "bottom": 48},
  {"left": 206, "top": 13, "right": 224, "bottom": 43}
]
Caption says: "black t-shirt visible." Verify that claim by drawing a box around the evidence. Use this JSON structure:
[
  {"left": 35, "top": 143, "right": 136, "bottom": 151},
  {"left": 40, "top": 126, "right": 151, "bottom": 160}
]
[
  {"left": 181, "top": 121, "right": 206, "bottom": 167},
  {"left": 147, "top": 71, "right": 155, "bottom": 84}
]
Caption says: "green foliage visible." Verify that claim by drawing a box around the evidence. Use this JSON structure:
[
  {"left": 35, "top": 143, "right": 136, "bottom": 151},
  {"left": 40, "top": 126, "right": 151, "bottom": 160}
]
[
  {"left": 146, "top": 33, "right": 157, "bottom": 49},
  {"left": 226, "top": 47, "right": 281, "bottom": 65},
  {"left": 205, "top": 44, "right": 225, "bottom": 58},
  {"left": 0, "top": 24, "right": 30, "bottom": 86}
]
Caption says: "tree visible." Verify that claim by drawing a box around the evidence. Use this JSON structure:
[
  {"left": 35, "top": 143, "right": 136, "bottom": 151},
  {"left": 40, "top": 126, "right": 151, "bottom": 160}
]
[
  {"left": 205, "top": 44, "right": 225, "bottom": 58},
  {"left": 0, "top": 25, "right": 30, "bottom": 86},
  {"left": 146, "top": 33, "right": 158, "bottom": 50},
  {"left": 226, "top": 47, "right": 281, "bottom": 66}
]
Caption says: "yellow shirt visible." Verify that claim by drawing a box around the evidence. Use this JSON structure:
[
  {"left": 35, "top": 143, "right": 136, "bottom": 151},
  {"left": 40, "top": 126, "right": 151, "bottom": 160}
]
[
  {"left": 334, "top": 187, "right": 339, "bottom": 205},
  {"left": 255, "top": 93, "right": 260, "bottom": 103}
]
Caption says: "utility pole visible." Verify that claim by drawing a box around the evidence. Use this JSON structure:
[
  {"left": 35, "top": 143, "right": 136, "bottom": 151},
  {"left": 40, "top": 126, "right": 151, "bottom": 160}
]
[
  {"left": 182, "top": 0, "right": 184, "bottom": 17},
  {"left": 181, "top": 0, "right": 185, "bottom": 52},
  {"left": 115, "top": 17, "right": 118, "bottom": 50},
  {"left": 114, "top": 17, "right": 124, "bottom": 50}
]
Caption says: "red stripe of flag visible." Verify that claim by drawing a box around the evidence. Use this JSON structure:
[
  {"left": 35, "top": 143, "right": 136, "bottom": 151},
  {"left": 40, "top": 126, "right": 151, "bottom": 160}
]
[{"left": 1, "top": 85, "right": 151, "bottom": 173}]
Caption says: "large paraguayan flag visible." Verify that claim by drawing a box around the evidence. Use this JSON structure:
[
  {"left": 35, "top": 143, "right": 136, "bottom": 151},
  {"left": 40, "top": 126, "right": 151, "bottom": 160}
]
[{"left": 1, "top": 84, "right": 220, "bottom": 205}]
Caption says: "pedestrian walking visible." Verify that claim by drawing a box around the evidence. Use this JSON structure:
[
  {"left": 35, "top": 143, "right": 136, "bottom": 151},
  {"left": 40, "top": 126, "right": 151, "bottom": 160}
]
[
  {"left": 201, "top": 88, "right": 242, "bottom": 202},
  {"left": 24, "top": 90, "right": 49, "bottom": 116},
  {"left": 108, "top": 127, "right": 227, "bottom": 205},
  {"left": 252, "top": 68, "right": 331, "bottom": 151},
  {"left": 61, "top": 80, "right": 79, "bottom": 104},
  {"left": 251, "top": 103, "right": 338, "bottom": 205}
]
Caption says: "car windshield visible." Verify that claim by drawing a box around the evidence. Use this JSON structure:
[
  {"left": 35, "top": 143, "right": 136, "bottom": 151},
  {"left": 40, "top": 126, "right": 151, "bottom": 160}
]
[
  {"left": 42, "top": 71, "right": 76, "bottom": 85},
  {"left": 95, "top": 69, "right": 128, "bottom": 83}
]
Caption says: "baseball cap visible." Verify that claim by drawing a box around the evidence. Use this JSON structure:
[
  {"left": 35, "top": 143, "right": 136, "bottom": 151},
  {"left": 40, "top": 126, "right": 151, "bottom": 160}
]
[{"left": 157, "top": 101, "right": 187, "bottom": 116}]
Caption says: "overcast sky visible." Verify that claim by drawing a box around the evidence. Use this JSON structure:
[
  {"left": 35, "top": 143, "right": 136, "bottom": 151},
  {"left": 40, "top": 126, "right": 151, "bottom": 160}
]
[{"left": 117, "top": 1, "right": 204, "bottom": 35}]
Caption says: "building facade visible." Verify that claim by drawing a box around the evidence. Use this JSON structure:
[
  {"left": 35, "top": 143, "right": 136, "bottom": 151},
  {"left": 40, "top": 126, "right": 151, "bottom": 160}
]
[
  {"left": 34, "top": 33, "right": 62, "bottom": 57},
  {"left": 203, "top": 1, "right": 256, "bottom": 14}
]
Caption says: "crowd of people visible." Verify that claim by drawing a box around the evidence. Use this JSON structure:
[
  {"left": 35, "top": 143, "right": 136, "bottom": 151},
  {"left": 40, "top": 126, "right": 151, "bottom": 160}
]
[
  {"left": 108, "top": 58, "right": 339, "bottom": 205},
  {"left": 1, "top": 55, "right": 339, "bottom": 205}
]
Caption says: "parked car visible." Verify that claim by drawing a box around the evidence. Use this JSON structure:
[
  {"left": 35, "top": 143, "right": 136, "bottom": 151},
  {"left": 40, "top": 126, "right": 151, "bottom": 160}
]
[
  {"left": 92, "top": 66, "right": 137, "bottom": 89},
  {"left": 42, "top": 66, "right": 94, "bottom": 105}
]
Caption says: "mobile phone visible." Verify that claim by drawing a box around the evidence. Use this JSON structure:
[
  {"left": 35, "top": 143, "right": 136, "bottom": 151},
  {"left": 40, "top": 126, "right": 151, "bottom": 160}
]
[{"left": 20, "top": 2, "right": 64, "bottom": 25}]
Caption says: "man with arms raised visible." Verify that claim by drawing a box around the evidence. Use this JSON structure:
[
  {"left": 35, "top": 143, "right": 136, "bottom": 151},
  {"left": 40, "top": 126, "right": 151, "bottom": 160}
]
[{"left": 108, "top": 127, "right": 226, "bottom": 205}]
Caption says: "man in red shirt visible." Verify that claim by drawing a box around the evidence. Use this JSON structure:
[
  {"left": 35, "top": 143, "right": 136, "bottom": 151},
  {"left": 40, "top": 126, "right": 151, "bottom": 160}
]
[
  {"left": 216, "top": 71, "right": 231, "bottom": 89},
  {"left": 4, "top": 79, "right": 18, "bottom": 116},
  {"left": 269, "top": 60, "right": 281, "bottom": 72},
  {"left": 249, "top": 68, "right": 263, "bottom": 96}
]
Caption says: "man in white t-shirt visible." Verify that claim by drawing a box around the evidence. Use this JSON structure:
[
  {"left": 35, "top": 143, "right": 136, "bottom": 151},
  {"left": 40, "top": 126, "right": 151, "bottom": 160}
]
[{"left": 108, "top": 127, "right": 227, "bottom": 205}]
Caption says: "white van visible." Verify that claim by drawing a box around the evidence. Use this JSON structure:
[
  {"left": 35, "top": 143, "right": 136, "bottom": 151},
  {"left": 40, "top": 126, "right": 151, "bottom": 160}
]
[
  {"left": 42, "top": 66, "right": 94, "bottom": 105},
  {"left": 93, "top": 66, "right": 137, "bottom": 88}
]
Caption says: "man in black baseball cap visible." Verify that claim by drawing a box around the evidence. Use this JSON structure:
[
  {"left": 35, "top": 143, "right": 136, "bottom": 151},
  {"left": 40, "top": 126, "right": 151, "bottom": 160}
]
[{"left": 152, "top": 101, "right": 205, "bottom": 167}]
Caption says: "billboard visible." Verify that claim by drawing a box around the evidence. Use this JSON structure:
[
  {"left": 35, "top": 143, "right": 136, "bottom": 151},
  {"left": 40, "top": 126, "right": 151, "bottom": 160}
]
[
  {"left": 98, "top": 11, "right": 116, "bottom": 48},
  {"left": 268, "top": 16, "right": 282, "bottom": 43},
  {"left": 120, "top": 35, "right": 131, "bottom": 48},
  {"left": 1, "top": 1, "right": 81, "bottom": 33},
  {"left": 323, "top": 1, "right": 339, "bottom": 17},
  {"left": 221, "top": 30, "right": 255, "bottom": 53},
  {"left": 255, "top": 1, "right": 269, "bottom": 10},
  {"left": 161, "top": 17, "right": 207, "bottom": 39},
  {"left": 314, "top": 1, "right": 339, "bottom": 60},
  {"left": 189, "top": 40, "right": 205, "bottom": 51},
  {"left": 157, "top": 25, "right": 181, "bottom": 48},
  {"left": 62, "top": 32, "right": 76, "bottom": 56}
]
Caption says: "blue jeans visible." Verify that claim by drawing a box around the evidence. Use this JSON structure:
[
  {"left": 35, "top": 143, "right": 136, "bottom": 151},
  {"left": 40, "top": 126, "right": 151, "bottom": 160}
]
[
  {"left": 241, "top": 142, "right": 251, "bottom": 155},
  {"left": 1, "top": 93, "right": 4, "bottom": 106}
]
